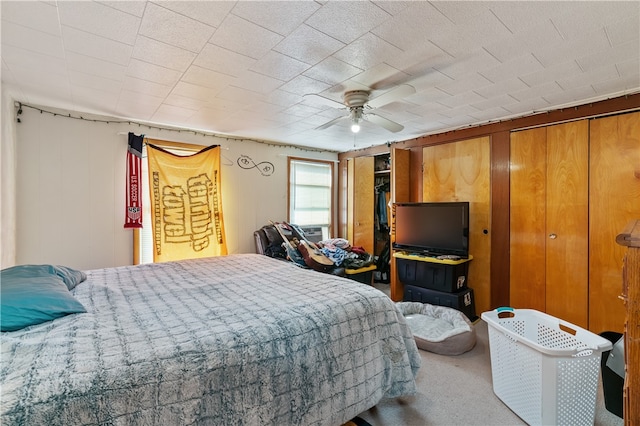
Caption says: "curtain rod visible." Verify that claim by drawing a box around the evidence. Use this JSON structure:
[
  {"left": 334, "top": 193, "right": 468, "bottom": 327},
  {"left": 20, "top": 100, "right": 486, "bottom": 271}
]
[
  {"left": 117, "top": 132, "right": 229, "bottom": 150},
  {"left": 277, "top": 153, "right": 339, "bottom": 163}
]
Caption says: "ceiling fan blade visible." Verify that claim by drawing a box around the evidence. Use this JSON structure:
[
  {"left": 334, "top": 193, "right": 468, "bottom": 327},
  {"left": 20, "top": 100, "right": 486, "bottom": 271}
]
[
  {"left": 315, "top": 115, "right": 348, "bottom": 130},
  {"left": 303, "top": 93, "right": 345, "bottom": 109},
  {"left": 367, "top": 84, "right": 416, "bottom": 109},
  {"left": 365, "top": 113, "right": 404, "bottom": 133}
]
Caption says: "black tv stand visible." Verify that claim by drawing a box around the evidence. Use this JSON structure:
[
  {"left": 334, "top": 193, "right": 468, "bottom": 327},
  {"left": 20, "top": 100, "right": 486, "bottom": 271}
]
[{"left": 393, "top": 252, "right": 476, "bottom": 320}]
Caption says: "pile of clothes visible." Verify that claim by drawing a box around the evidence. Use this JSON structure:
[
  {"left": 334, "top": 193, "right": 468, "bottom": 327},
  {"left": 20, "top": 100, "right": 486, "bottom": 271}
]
[{"left": 316, "top": 238, "right": 374, "bottom": 269}]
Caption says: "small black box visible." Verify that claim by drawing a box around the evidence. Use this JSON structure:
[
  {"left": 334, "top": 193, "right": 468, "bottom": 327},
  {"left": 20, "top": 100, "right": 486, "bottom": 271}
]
[
  {"left": 345, "top": 265, "right": 376, "bottom": 285},
  {"left": 397, "top": 258, "right": 468, "bottom": 292},
  {"left": 403, "top": 285, "right": 476, "bottom": 320},
  {"left": 599, "top": 331, "right": 623, "bottom": 418}
]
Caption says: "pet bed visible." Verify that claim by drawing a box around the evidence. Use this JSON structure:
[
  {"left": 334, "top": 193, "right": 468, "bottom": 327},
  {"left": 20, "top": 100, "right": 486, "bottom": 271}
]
[{"left": 396, "top": 301, "right": 476, "bottom": 355}]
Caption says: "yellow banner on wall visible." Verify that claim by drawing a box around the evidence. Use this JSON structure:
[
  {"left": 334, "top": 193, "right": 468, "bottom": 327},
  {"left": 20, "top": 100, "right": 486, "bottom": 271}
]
[{"left": 146, "top": 143, "right": 227, "bottom": 262}]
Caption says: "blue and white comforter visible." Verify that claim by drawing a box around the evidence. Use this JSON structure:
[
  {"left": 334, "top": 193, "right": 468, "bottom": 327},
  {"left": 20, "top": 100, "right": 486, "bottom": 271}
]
[{"left": 1, "top": 254, "right": 420, "bottom": 425}]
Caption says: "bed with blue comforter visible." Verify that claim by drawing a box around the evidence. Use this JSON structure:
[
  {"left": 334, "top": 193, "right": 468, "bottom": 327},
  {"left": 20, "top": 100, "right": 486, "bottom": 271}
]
[{"left": 1, "top": 254, "right": 420, "bottom": 425}]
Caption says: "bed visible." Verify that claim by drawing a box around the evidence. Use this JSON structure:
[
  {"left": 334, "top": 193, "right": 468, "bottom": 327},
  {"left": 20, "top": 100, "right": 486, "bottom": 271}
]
[{"left": 0, "top": 254, "right": 420, "bottom": 425}]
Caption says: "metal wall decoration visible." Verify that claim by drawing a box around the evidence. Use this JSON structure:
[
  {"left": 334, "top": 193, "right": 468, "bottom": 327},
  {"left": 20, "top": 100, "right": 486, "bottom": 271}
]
[{"left": 237, "top": 155, "right": 274, "bottom": 176}]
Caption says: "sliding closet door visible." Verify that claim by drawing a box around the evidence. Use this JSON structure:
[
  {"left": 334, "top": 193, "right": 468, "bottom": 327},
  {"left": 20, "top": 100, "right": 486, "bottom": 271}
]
[
  {"left": 545, "top": 121, "right": 589, "bottom": 327},
  {"left": 422, "top": 137, "right": 491, "bottom": 313},
  {"left": 510, "top": 127, "right": 547, "bottom": 312},
  {"left": 510, "top": 121, "right": 589, "bottom": 329},
  {"left": 589, "top": 111, "right": 640, "bottom": 333}
]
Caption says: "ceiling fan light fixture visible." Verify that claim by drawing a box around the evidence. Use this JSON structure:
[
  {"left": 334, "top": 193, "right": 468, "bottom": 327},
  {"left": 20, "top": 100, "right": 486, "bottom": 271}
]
[
  {"left": 314, "top": 86, "right": 412, "bottom": 134},
  {"left": 350, "top": 106, "right": 363, "bottom": 133}
]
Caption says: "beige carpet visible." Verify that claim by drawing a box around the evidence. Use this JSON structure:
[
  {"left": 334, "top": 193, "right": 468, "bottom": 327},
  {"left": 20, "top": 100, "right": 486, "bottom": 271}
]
[{"left": 360, "top": 283, "right": 623, "bottom": 426}]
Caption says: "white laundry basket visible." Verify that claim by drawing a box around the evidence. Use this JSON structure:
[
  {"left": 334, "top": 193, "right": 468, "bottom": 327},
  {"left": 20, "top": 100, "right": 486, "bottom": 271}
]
[{"left": 481, "top": 307, "right": 613, "bottom": 426}]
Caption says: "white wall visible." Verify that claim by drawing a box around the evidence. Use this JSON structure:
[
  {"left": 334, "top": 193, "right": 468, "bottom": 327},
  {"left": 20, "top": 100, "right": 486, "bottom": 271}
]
[
  {"left": 9, "top": 104, "right": 337, "bottom": 270},
  {"left": 1, "top": 90, "right": 18, "bottom": 268}
]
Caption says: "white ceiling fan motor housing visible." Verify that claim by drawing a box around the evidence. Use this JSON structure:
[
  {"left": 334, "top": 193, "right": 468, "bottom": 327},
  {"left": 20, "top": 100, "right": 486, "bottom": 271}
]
[{"left": 343, "top": 91, "right": 370, "bottom": 108}]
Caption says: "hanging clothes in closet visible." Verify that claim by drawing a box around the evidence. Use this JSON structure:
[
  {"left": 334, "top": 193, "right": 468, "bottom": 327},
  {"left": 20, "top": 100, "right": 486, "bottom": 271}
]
[{"left": 375, "top": 178, "right": 390, "bottom": 232}]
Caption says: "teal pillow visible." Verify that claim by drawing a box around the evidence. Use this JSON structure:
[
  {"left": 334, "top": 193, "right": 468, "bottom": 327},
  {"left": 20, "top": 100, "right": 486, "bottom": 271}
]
[
  {"left": 1, "top": 265, "right": 87, "bottom": 332},
  {"left": 51, "top": 265, "right": 87, "bottom": 290}
]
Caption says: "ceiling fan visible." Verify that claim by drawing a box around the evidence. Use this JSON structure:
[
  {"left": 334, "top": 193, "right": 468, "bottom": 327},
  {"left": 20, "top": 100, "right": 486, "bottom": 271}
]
[{"left": 307, "top": 84, "right": 415, "bottom": 134}]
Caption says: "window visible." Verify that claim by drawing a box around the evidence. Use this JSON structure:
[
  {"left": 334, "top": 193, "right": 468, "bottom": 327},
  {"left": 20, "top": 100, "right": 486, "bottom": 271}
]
[
  {"left": 288, "top": 158, "right": 333, "bottom": 240},
  {"left": 134, "top": 141, "right": 204, "bottom": 264}
]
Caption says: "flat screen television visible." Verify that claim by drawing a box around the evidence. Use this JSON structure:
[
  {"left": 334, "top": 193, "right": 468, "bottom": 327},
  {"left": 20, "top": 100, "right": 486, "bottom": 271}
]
[{"left": 392, "top": 201, "right": 469, "bottom": 258}]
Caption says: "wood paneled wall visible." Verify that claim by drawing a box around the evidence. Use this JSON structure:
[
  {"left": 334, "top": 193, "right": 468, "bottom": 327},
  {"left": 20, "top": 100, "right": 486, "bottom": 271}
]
[
  {"left": 422, "top": 137, "right": 492, "bottom": 313},
  {"left": 489, "top": 132, "right": 511, "bottom": 308},
  {"left": 338, "top": 94, "right": 640, "bottom": 311}
]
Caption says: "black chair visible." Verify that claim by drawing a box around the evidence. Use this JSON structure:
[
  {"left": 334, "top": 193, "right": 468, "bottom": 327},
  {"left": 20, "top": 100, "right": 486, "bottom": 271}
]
[{"left": 253, "top": 224, "right": 287, "bottom": 260}]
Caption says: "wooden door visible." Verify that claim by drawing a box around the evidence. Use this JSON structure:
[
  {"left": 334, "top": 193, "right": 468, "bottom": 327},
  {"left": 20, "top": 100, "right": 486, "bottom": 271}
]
[
  {"left": 422, "top": 137, "right": 491, "bottom": 313},
  {"left": 348, "top": 156, "right": 374, "bottom": 254},
  {"left": 545, "top": 121, "right": 589, "bottom": 328},
  {"left": 510, "top": 121, "right": 589, "bottom": 328},
  {"left": 347, "top": 159, "right": 355, "bottom": 244},
  {"left": 589, "top": 111, "right": 640, "bottom": 333},
  {"left": 510, "top": 128, "right": 547, "bottom": 312},
  {"left": 390, "top": 148, "right": 411, "bottom": 301}
]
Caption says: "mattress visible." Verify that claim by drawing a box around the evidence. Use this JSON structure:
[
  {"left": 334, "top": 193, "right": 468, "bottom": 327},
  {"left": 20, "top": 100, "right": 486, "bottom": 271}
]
[{"left": 0, "top": 254, "right": 420, "bottom": 425}]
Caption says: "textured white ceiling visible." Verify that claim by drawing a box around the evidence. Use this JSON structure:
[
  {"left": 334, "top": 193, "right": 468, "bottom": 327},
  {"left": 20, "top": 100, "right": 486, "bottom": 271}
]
[{"left": 2, "top": 1, "right": 639, "bottom": 152}]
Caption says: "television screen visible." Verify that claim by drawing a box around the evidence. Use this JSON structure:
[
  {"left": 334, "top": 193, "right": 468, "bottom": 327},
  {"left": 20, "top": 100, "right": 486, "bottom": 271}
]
[{"left": 393, "top": 202, "right": 469, "bottom": 257}]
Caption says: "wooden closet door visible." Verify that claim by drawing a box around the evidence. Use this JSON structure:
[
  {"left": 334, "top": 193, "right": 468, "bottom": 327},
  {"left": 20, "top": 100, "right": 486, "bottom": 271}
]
[
  {"left": 390, "top": 148, "right": 411, "bottom": 301},
  {"left": 545, "top": 121, "right": 589, "bottom": 328},
  {"left": 510, "top": 127, "right": 547, "bottom": 312},
  {"left": 348, "top": 156, "right": 375, "bottom": 254},
  {"left": 422, "top": 137, "right": 491, "bottom": 313},
  {"left": 589, "top": 111, "right": 640, "bottom": 333}
]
